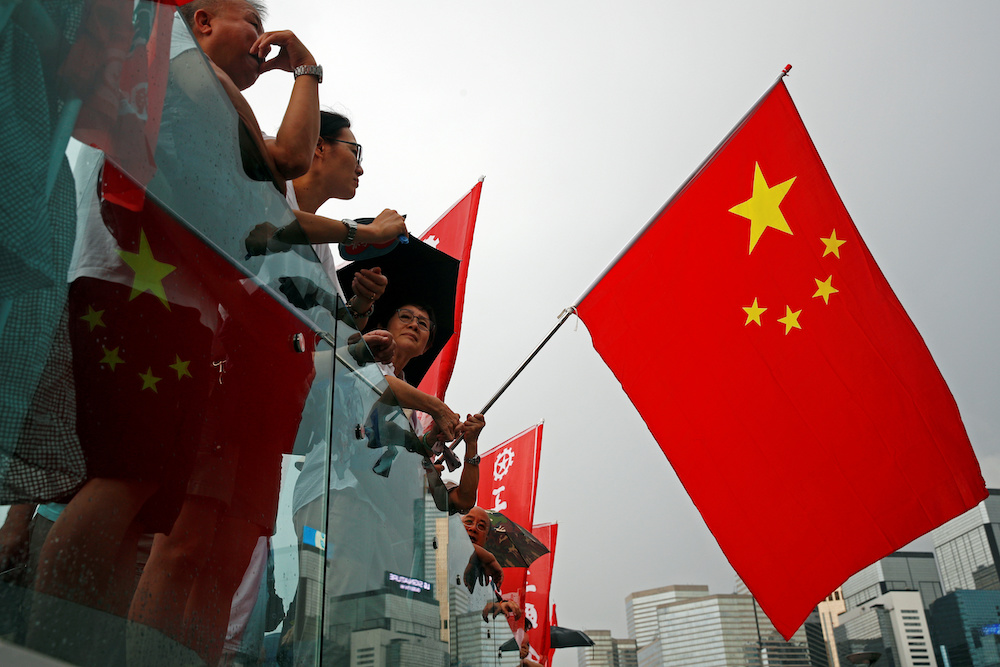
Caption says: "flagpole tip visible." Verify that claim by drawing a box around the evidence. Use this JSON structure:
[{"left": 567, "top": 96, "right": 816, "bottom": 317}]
[
  {"left": 782, "top": 64, "right": 793, "bottom": 76},
  {"left": 478, "top": 175, "right": 486, "bottom": 182}
]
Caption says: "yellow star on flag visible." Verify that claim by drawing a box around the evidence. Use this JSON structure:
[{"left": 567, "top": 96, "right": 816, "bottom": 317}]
[
  {"left": 117, "top": 230, "right": 176, "bottom": 308},
  {"left": 169, "top": 355, "right": 192, "bottom": 379},
  {"left": 743, "top": 297, "right": 767, "bottom": 326},
  {"left": 139, "top": 367, "right": 161, "bottom": 392},
  {"left": 813, "top": 275, "right": 839, "bottom": 304},
  {"left": 729, "top": 162, "right": 796, "bottom": 254},
  {"left": 100, "top": 346, "right": 124, "bottom": 371},
  {"left": 820, "top": 229, "right": 847, "bottom": 258},
  {"left": 80, "top": 306, "right": 106, "bottom": 331},
  {"left": 777, "top": 306, "right": 802, "bottom": 335}
]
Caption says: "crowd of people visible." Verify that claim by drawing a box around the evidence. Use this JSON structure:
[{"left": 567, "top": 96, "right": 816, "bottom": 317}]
[{"left": 0, "top": 0, "right": 529, "bottom": 665}]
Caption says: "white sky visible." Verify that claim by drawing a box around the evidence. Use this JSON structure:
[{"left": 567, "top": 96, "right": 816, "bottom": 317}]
[{"left": 246, "top": 1, "right": 1000, "bottom": 660}]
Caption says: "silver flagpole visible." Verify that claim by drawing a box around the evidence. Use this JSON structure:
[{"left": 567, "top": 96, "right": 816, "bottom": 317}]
[{"left": 440, "top": 65, "right": 793, "bottom": 456}]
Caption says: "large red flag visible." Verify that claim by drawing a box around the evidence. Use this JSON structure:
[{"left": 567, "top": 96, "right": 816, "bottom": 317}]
[
  {"left": 575, "top": 77, "right": 986, "bottom": 638},
  {"left": 417, "top": 179, "right": 483, "bottom": 400},
  {"left": 524, "top": 523, "right": 557, "bottom": 664}
]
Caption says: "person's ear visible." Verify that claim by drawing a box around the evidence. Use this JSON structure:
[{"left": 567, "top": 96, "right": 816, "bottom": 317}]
[{"left": 193, "top": 9, "right": 213, "bottom": 36}]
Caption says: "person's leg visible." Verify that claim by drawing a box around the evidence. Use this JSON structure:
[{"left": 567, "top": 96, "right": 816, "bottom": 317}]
[
  {"left": 128, "top": 495, "right": 224, "bottom": 641},
  {"left": 181, "top": 514, "right": 261, "bottom": 665}
]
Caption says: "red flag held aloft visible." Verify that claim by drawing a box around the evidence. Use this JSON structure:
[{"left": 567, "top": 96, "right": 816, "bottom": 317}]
[
  {"left": 477, "top": 423, "right": 543, "bottom": 531},
  {"left": 575, "top": 78, "right": 986, "bottom": 638},
  {"left": 417, "top": 179, "right": 483, "bottom": 401}
]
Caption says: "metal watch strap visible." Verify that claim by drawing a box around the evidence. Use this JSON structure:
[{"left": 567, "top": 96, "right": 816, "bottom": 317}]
[
  {"left": 293, "top": 64, "right": 323, "bottom": 84},
  {"left": 342, "top": 218, "right": 357, "bottom": 244}
]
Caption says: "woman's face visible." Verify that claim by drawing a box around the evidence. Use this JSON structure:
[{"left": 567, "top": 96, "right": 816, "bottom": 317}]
[
  {"left": 319, "top": 128, "right": 363, "bottom": 200},
  {"left": 387, "top": 304, "right": 433, "bottom": 359}
]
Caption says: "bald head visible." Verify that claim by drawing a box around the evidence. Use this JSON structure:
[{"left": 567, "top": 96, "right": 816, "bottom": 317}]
[{"left": 462, "top": 506, "right": 490, "bottom": 546}]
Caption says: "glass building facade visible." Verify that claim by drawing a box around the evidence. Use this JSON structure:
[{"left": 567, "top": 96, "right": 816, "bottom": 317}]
[
  {"left": 0, "top": 3, "right": 508, "bottom": 665},
  {"left": 928, "top": 589, "right": 1000, "bottom": 667}
]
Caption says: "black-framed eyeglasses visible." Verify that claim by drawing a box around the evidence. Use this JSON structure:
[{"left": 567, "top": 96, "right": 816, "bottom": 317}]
[
  {"left": 396, "top": 308, "right": 434, "bottom": 333},
  {"left": 328, "top": 138, "right": 363, "bottom": 165}
]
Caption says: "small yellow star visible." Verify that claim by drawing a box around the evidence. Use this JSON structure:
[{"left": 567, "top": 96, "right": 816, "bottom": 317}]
[
  {"left": 813, "top": 275, "right": 839, "bottom": 304},
  {"left": 117, "top": 229, "right": 176, "bottom": 308},
  {"left": 777, "top": 306, "right": 802, "bottom": 335},
  {"left": 169, "top": 355, "right": 192, "bottom": 380},
  {"left": 742, "top": 298, "right": 767, "bottom": 326},
  {"left": 139, "top": 367, "right": 161, "bottom": 393},
  {"left": 100, "top": 347, "right": 124, "bottom": 371},
  {"left": 820, "top": 230, "right": 847, "bottom": 258},
  {"left": 729, "top": 162, "right": 796, "bottom": 254},
  {"left": 80, "top": 306, "right": 106, "bottom": 331}
]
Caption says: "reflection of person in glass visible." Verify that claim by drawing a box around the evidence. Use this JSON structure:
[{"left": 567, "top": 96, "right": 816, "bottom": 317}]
[
  {"left": 28, "top": 2, "right": 324, "bottom": 661},
  {"left": 462, "top": 506, "right": 504, "bottom": 591}
]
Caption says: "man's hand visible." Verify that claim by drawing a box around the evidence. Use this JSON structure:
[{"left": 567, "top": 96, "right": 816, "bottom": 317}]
[
  {"left": 431, "top": 402, "right": 461, "bottom": 442},
  {"left": 482, "top": 599, "right": 522, "bottom": 622},
  {"left": 362, "top": 330, "right": 395, "bottom": 364},
  {"left": 357, "top": 210, "right": 407, "bottom": 245},
  {"left": 252, "top": 30, "right": 317, "bottom": 74},
  {"left": 457, "top": 413, "right": 486, "bottom": 445},
  {"left": 245, "top": 222, "right": 288, "bottom": 256}
]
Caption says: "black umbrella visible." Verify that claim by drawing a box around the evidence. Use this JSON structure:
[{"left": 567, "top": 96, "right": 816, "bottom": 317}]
[
  {"left": 336, "top": 234, "right": 458, "bottom": 388},
  {"left": 499, "top": 626, "right": 596, "bottom": 652}
]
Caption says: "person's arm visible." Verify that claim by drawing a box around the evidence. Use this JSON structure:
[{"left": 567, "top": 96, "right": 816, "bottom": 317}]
[
  {"left": 0, "top": 503, "right": 36, "bottom": 573},
  {"left": 244, "top": 210, "right": 407, "bottom": 256},
  {"left": 253, "top": 30, "right": 320, "bottom": 179},
  {"left": 383, "top": 375, "right": 460, "bottom": 441},
  {"left": 449, "top": 414, "right": 484, "bottom": 513},
  {"left": 482, "top": 599, "right": 522, "bottom": 623}
]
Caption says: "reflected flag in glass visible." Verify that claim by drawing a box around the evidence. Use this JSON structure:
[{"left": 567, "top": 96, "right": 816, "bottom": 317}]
[{"left": 575, "top": 77, "right": 987, "bottom": 639}]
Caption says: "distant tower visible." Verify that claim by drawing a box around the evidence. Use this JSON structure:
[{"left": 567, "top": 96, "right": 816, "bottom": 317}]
[
  {"left": 625, "top": 585, "right": 710, "bottom": 650},
  {"left": 931, "top": 489, "right": 1000, "bottom": 594}
]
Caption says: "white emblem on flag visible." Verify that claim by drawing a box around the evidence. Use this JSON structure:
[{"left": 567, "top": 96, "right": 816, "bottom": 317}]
[{"left": 493, "top": 447, "right": 515, "bottom": 481}]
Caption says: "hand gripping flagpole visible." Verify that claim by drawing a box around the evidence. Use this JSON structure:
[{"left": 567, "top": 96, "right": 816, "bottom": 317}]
[{"left": 437, "top": 66, "right": 793, "bottom": 467}]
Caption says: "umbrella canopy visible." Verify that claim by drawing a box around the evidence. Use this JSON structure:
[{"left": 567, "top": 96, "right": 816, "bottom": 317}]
[
  {"left": 484, "top": 510, "right": 550, "bottom": 569},
  {"left": 336, "top": 234, "right": 458, "bottom": 387},
  {"left": 499, "top": 626, "right": 595, "bottom": 652}
]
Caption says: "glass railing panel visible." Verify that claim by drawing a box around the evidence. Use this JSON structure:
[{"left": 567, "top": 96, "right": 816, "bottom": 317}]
[{"left": 1, "top": 3, "right": 343, "bottom": 665}]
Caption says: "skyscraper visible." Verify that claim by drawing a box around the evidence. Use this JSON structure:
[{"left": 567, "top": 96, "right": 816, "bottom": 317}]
[
  {"left": 625, "top": 585, "right": 710, "bottom": 649},
  {"left": 840, "top": 552, "right": 943, "bottom": 612},
  {"left": 931, "top": 489, "right": 1000, "bottom": 594}
]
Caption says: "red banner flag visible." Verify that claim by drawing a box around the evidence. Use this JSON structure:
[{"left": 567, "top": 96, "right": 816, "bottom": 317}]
[
  {"left": 477, "top": 423, "right": 543, "bottom": 530},
  {"left": 575, "top": 78, "right": 986, "bottom": 638},
  {"left": 417, "top": 179, "right": 483, "bottom": 400},
  {"left": 524, "top": 523, "right": 557, "bottom": 664}
]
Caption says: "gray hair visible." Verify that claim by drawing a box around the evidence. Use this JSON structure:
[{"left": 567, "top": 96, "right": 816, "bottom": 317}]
[{"left": 178, "top": 0, "right": 268, "bottom": 28}]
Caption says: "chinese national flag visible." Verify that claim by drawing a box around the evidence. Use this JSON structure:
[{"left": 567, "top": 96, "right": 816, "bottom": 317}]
[
  {"left": 417, "top": 179, "right": 483, "bottom": 400},
  {"left": 575, "top": 79, "right": 986, "bottom": 638},
  {"left": 524, "top": 523, "right": 557, "bottom": 664}
]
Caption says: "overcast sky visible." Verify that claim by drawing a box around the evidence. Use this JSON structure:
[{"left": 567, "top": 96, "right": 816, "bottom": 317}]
[{"left": 246, "top": 1, "right": 1000, "bottom": 660}]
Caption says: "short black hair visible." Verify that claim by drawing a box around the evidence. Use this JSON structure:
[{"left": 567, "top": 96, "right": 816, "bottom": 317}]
[
  {"left": 319, "top": 111, "right": 351, "bottom": 142},
  {"left": 178, "top": 0, "right": 269, "bottom": 27}
]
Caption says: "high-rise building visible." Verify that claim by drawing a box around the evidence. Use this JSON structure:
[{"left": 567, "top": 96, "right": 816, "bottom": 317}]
[
  {"left": 841, "top": 552, "right": 943, "bottom": 612},
  {"left": 928, "top": 588, "right": 1000, "bottom": 667},
  {"left": 625, "top": 585, "right": 710, "bottom": 649},
  {"left": 833, "top": 590, "right": 936, "bottom": 667},
  {"left": 578, "top": 630, "right": 639, "bottom": 667},
  {"left": 931, "top": 489, "right": 1000, "bottom": 594},
  {"left": 815, "top": 588, "right": 846, "bottom": 667}
]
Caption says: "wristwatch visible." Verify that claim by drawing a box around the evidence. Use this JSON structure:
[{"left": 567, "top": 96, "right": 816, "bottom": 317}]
[
  {"left": 293, "top": 64, "right": 323, "bottom": 83},
  {"left": 342, "top": 218, "right": 357, "bottom": 244},
  {"left": 464, "top": 455, "right": 481, "bottom": 466}
]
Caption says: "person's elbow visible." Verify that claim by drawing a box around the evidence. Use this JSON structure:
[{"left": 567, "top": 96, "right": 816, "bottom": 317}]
[
  {"left": 269, "top": 144, "right": 313, "bottom": 180},
  {"left": 449, "top": 488, "right": 477, "bottom": 514}
]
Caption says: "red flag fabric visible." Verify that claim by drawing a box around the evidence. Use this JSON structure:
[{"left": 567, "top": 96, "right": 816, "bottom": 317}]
[
  {"left": 524, "top": 523, "right": 557, "bottom": 664},
  {"left": 417, "top": 179, "right": 483, "bottom": 400},
  {"left": 575, "top": 79, "right": 986, "bottom": 638},
  {"left": 547, "top": 604, "right": 557, "bottom": 666},
  {"left": 477, "top": 423, "right": 543, "bottom": 530}
]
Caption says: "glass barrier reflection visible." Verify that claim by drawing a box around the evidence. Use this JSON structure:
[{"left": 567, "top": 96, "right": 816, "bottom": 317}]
[{"left": 0, "top": 2, "right": 473, "bottom": 665}]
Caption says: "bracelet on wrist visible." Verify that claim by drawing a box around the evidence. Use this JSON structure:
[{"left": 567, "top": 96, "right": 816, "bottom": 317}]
[{"left": 347, "top": 295, "right": 375, "bottom": 319}]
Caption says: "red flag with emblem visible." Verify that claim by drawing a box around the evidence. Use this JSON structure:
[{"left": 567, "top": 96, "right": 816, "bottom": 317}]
[
  {"left": 575, "top": 77, "right": 986, "bottom": 638},
  {"left": 524, "top": 523, "right": 557, "bottom": 663},
  {"left": 417, "top": 179, "right": 483, "bottom": 400},
  {"left": 477, "top": 423, "right": 543, "bottom": 530}
]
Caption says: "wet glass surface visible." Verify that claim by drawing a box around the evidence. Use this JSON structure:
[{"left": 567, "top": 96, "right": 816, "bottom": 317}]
[{"left": 0, "top": 3, "right": 506, "bottom": 665}]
